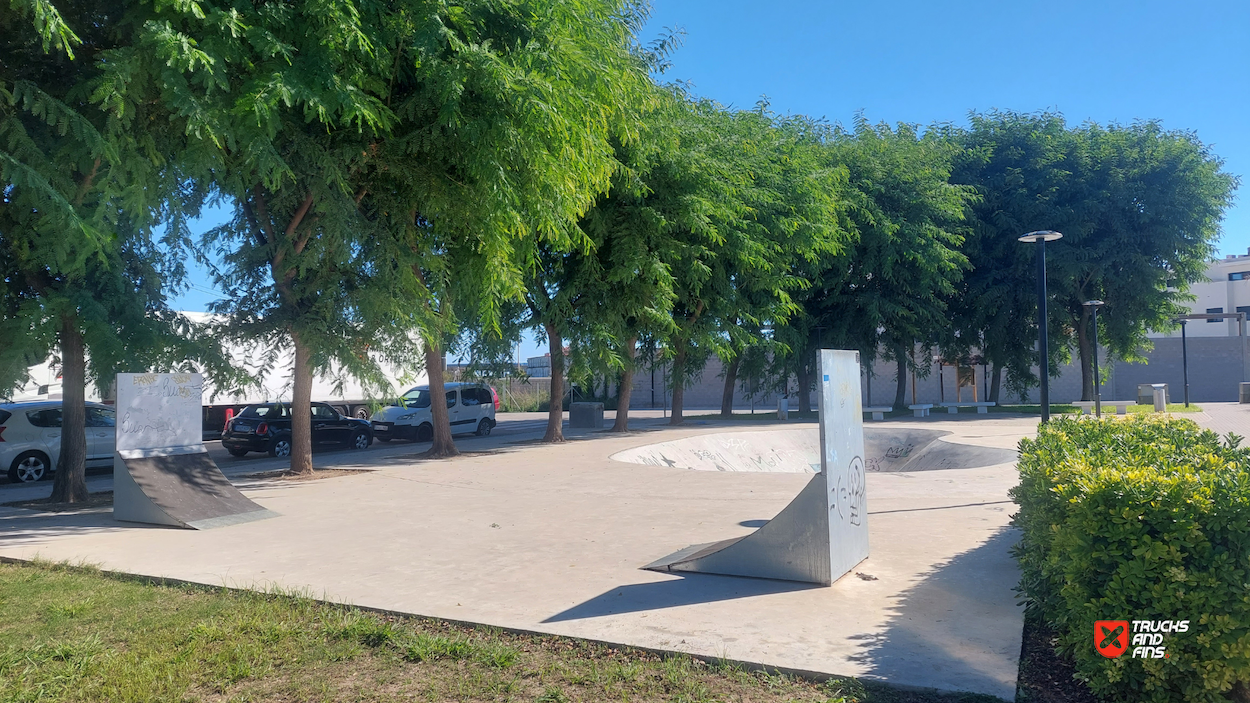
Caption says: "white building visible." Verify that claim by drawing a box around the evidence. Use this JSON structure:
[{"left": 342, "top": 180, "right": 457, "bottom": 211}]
[{"left": 1152, "top": 248, "right": 1250, "bottom": 339}]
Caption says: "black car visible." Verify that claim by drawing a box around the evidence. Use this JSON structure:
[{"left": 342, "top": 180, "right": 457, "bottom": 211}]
[{"left": 221, "top": 402, "right": 373, "bottom": 457}]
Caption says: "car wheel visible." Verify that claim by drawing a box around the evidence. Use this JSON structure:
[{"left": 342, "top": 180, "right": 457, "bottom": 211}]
[
  {"left": 268, "top": 437, "right": 293, "bottom": 458},
  {"left": 9, "top": 451, "right": 51, "bottom": 483},
  {"left": 227, "top": 448, "right": 249, "bottom": 457},
  {"left": 475, "top": 418, "right": 492, "bottom": 437},
  {"left": 415, "top": 423, "right": 433, "bottom": 442},
  {"left": 354, "top": 407, "right": 369, "bottom": 419},
  {"left": 352, "top": 431, "right": 370, "bottom": 450}
]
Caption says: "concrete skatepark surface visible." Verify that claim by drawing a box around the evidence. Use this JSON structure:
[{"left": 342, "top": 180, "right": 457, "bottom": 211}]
[{"left": 0, "top": 415, "right": 1032, "bottom": 699}]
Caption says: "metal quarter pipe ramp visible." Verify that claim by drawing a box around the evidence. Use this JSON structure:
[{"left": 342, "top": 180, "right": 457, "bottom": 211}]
[
  {"left": 112, "top": 372, "right": 276, "bottom": 530},
  {"left": 644, "top": 351, "right": 870, "bottom": 585},
  {"left": 114, "top": 450, "right": 276, "bottom": 529}
]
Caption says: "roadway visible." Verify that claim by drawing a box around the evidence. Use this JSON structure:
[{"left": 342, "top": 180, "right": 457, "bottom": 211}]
[{"left": 0, "top": 409, "right": 691, "bottom": 502}]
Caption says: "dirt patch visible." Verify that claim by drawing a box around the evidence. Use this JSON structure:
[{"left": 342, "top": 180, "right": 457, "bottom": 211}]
[
  {"left": 243, "top": 468, "right": 375, "bottom": 481},
  {"left": 3, "top": 491, "right": 114, "bottom": 512},
  {"left": 1016, "top": 609, "right": 1099, "bottom": 702}
]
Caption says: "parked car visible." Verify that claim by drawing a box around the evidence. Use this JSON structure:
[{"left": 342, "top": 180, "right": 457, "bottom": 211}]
[
  {"left": 370, "top": 382, "right": 497, "bottom": 442},
  {"left": 0, "top": 401, "right": 116, "bottom": 483},
  {"left": 221, "top": 402, "right": 373, "bottom": 457}
]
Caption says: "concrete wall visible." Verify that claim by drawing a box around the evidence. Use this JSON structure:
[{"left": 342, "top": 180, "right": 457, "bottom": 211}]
[
  {"left": 859, "top": 338, "right": 1248, "bottom": 405},
  {"left": 626, "top": 335, "right": 1249, "bottom": 410},
  {"left": 1103, "top": 337, "right": 1250, "bottom": 403},
  {"left": 626, "top": 357, "right": 788, "bottom": 411}
]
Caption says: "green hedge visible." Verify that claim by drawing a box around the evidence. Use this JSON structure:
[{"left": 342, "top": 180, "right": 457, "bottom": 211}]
[{"left": 1012, "top": 415, "right": 1250, "bottom": 702}]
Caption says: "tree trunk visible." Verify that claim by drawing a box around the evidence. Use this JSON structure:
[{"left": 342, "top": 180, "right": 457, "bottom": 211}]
[
  {"left": 893, "top": 351, "right": 908, "bottom": 410},
  {"left": 612, "top": 336, "right": 638, "bottom": 432},
  {"left": 49, "top": 314, "right": 88, "bottom": 503},
  {"left": 797, "top": 352, "right": 812, "bottom": 414},
  {"left": 543, "top": 323, "right": 565, "bottom": 442},
  {"left": 720, "top": 355, "right": 740, "bottom": 417},
  {"left": 1077, "top": 312, "right": 1094, "bottom": 402},
  {"left": 423, "top": 336, "right": 458, "bottom": 457},
  {"left": 989, "top": 363, "right": 1003, "bottom": 404},
  {"left": 669, "top": 343, "right": 687, "bottom": 425},
  {"left": 289, "top": 329, "right": 314, "bottom": 475}
]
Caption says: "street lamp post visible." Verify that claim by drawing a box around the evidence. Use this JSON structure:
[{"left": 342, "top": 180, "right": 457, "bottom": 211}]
[
  {"left": 1180, "top": 320, "right": 1189, "bottom": 408},
  {"left": 1083, "top": 300, "right": 1104, "bottom": 417},
  {"left": 1018, "top": 230, "right": 1063, "bottom": 423}
]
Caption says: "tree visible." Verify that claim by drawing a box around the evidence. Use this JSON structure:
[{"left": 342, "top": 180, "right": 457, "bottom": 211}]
[
  {"left": 86, "top": 0, "right": 407, "bottom": 475},
  {"left": 154, "top": 0, "right": 652, "bottom": 463},
  {"left": 713, "top": 110, "right": 850, "bottom": 417},
  {"left": 1, "top": 0, "right": 234, "bottom": 500},
  {"left": 567, "top": 91, "right": 694, "bottom": 432},
  {"left": 946, "top": 112, "right": 1236, "bottom": 401},
  {"left": 362, "top": 0, "right": 654, "bottom": 450},
  {"left": 654, "top": 103, "right": 849, "bottom": 424},
  {"left": 945, "top": 111, "right": 1089, "bottom": 401},
  {"left": 1049, "top": 121, "right": 1236, "bottom": 399},
  {"left": 802, "top": 118, "right": 969, "bottom": 410}
]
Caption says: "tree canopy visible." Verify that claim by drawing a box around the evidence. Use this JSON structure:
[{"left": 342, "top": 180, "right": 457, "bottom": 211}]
[
  {"left": 946, "top": 111, "right": 1236, "bottom": 401},
  {"left": 1, "top": 0, "right": 1239, "bottom": 491}
]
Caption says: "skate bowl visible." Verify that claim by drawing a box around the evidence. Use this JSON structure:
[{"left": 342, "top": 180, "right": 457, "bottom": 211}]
[{"left": 610, "top": 426, "right": 1018, "bottom": 474}]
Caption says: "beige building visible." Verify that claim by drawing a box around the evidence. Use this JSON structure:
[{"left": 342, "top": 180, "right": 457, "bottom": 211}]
[{"left": 1153, "top": 248, "right": 1250, "bottom": 338}]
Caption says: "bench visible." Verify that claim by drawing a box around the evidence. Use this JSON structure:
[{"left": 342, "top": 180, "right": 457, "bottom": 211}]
[
  {"left": 864, "top": 406, "right": 893, "bottom": 421},
  {"left": 1072, "top": 400, "right": 1135, "bottom": 416},
  {"left": 939, "top": 401, "right": 996, "bottom": 414},
  {"left": 907, "top": 403, "right": 933, "bottom": 418}
]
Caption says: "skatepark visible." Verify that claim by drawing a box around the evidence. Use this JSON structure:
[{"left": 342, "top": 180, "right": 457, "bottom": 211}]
[{"left": 0, "top": 367, "right": 1035, "bottom": 700}]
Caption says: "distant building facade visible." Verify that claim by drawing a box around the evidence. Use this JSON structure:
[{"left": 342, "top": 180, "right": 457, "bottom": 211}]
[
  {"left": 526, "top": 354, "right": 552, "bottom": 377},
  {"left": 1152, "top": 248, "right": 1250, "bottom": 339}
]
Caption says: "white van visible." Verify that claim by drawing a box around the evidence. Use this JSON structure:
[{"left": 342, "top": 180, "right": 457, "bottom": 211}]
[{"left": 369, "top": 383, "right": 496, "bottom": 442}]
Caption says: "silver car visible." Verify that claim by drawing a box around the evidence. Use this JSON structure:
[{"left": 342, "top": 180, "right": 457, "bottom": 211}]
[{"left": 0, "top": 401, "right": 116, "bottom": 483}]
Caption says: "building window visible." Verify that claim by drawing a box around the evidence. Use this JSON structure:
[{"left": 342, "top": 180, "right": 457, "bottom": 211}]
[
  {"left": 1207, "top": 307, "right": 1223, "bottom": 322},
  {"left": 1230, "top": 271, "right": 1250, "bottom": 281}
]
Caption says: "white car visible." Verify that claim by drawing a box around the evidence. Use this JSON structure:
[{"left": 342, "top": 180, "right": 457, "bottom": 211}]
[
  {"left": 0, "top": 401, "right": 116, "bottom": 483},
  {"left": 370, "top": 383, "right": 496, "bottom": 442}
]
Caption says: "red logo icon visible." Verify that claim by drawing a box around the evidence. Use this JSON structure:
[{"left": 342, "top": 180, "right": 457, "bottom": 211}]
[{"left": 1095, "top": 620, "right": 1129, "bottom": 658}]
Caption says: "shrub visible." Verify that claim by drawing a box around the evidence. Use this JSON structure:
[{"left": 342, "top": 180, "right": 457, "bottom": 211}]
[{"left": 1012, "top": 415, "right": 1250, "bottom": 702}]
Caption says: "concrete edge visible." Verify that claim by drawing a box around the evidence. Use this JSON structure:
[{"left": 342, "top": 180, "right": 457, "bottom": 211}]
[
  {"left": 0, "top": 555, "right": 1010, "bottom": 701},
  {"left": 185, "top": 509, "right": 281, "bottom": 530}
]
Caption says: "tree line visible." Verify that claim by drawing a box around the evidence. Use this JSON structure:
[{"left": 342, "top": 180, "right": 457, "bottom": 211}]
[{"left": 1, "top": 0, "right": 1236, "bottom": 501}]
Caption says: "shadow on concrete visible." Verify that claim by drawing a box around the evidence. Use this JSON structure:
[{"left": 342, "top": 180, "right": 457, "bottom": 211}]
[
  {"left": 0, "top": 506, "right": 163, "bottom": 546},
  {"left": 847, "top": 526, "right": 1023, "bottom": 700},
  {"left": 738, "top": 519, "right": 770, "bottom": 528},
  {"left": 541, "top": 572, "right": 820, "bottom": 623}
]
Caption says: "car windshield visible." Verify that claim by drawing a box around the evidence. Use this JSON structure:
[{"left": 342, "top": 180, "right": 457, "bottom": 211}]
[
  {"left": 398, "top": 389, "right": 432, "bottom": 408},
  {"left": 239, "top": 405, "right": 289, "bottom": 419}
]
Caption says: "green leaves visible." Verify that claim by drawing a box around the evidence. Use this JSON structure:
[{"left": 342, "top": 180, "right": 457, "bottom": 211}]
[
  {"left": 7, "top": 0, "right": 80, "bottom": 58},
  {"left": 944, "top": 111, "right": 1237, "bottom": 400},
  {"left": 1014, "top": 416, "right": 1250, "bottom": 702}
]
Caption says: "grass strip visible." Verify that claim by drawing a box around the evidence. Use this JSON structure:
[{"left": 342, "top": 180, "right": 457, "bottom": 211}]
[{"left": 0, "top": 559, "right": 1002, "bottom": 703}]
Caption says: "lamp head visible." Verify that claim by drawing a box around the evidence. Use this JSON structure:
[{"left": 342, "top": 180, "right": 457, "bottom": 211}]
[
  {"left": 1083, "top": 300, "right": 1104, "bottom": 309},
  {"left": 1018, "top": 230, "right": 1063, "bottom": 243}
]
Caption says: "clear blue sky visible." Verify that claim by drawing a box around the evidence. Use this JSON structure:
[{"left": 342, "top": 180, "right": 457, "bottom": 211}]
[{"left": 174, "top": 0, "right": 1249, "bottom": 358}]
